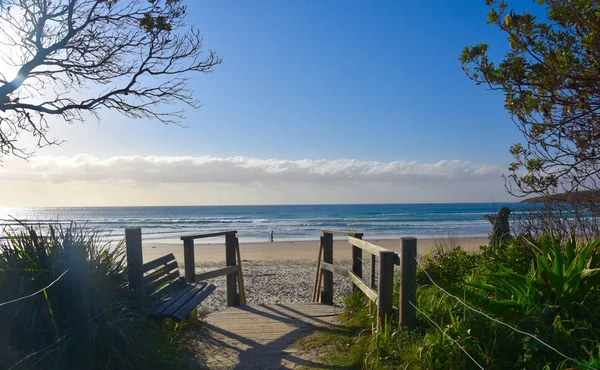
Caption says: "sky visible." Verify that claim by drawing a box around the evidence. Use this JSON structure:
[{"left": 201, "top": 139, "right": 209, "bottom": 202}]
[{"left": 0, "top": 0, "right": 538, "bottom": 206}]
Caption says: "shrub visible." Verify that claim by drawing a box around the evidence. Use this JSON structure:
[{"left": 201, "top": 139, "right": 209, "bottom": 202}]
[
  {"left": 416, "top": 245, "right": 481, "bottom": 289},
  {"left": 0, "top": 223, "right": 193, "bottom": 370}
]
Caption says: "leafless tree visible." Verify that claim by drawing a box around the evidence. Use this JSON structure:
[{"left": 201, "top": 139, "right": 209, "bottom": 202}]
[{"left": 0, "top": 0, "right": 221, "bottom": 159}]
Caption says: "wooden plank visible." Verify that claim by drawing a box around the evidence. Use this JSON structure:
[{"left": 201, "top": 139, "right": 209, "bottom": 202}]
[
  {"left": 400, "top": 237, "right": 417, "bottom": 328},
  {"left": 183, "top": 238, "right": 195, "bottom": 283},
  {"left": 311, "top": 237, "right": 323, "bottom": 302},
  {"left": 370, "top": 254, "right": 376, "bottom": 288},
  {"left": 125, "top": 228, "right": 145, "bottom": 299},
  {"left": 195, "top": 265, "right": 238, "bottom": 281},
  {"left": 348, "top": 271, "right": 378, "bottom": 303},
  {"left": 394, "top": 253, "right": 401, "bottom": 266},
  {"left": 150, "top": 277, "right": 187, "bottom": 298},
  {"left": 225, "top": 233, "right": 239, "bottom": 306},
  {"left": 180, "top": 230, "right": 237, "bottom": 240},
  {"left": 161, "top": 283, "right": 206, "bottom": 317},
  {"left": 234, "top": 237, "right": 247, "bottom": 305},
  {"left": 143, "top": 261, "right": 178, "bottom": 285},
  {"left": 321, "top": 229, "right": 364, "bottom": 237},
  {"left": 320, "top": 261, "right": 349, "bottom": 278},
  {"left": 65, "top": 242, "right": 92, "bottom": 369},
  {"left": 348, "top": 236, "right": 388, "bottom": 256},
  {"left": 171, "top": 284, "right": 217, "bottom": 322},
  {"left": 352, "top": 233, "right": 363, "bottom": 294},
  {"left": 145, "top": 270, "right": 180, "bottom": 295},
  {"left": 377, "top": 250, "right": 395, "bottom": 330},
  {"left": 150, "top": 283, "right": 198, "bottom": 316},
  {"left": 142, "top": 253, "right": 176, "bottom": 273},
  {"left": 321, "top": 232, "right": 334, "bottom": 305}
]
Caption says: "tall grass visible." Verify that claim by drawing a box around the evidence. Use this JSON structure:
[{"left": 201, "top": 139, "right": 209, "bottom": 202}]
[
  {"left": 0, "top": 223, "right": 194, "bottom": 370},
  {"left": 300, "top": 235, "right": 600, "bottom": 369}
]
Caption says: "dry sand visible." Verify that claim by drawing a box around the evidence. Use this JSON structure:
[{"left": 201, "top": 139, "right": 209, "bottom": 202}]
[{"left": 143, "top": 236, "right": 489, "bottom": 311}]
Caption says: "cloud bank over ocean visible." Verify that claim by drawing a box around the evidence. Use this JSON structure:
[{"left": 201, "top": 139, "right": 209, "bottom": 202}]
[
  {"left": 3, "top": 155, "right": 503, "bottom": 183},
  {"left": 0, "top": 155, "right": 511, "bottom": 206}
]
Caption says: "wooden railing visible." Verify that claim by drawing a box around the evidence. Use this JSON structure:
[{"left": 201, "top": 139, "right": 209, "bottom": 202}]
[
  {"left": 180, "top": 231, "right": 247, "bottom": 306},
  {"left": 312, "top": 229, "right": 417, "bottom": 328}
]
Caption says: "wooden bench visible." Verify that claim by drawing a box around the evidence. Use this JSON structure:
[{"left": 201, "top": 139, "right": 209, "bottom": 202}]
[{"left": 142, "top": 253, "right": 216, "bottom": 322}]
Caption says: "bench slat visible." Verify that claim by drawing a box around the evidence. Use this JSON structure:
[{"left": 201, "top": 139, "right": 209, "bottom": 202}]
[
  {"left": 142, "top": 253, "right": 176, "bottom": 273},
  {"left": 161, "top": 282, "right": 208, "bottom": 317},
  {"left": 150, "top": 281, "right": 207, "bottom": 316},
  {"left": 145, "top": 270, "right": 180, "bottom": 296},
  {"left": 150, "top": 277, "right": 185, "bottom": 298},
  {"left": 171, "top": 284, "right": 217, "bottom": 322},
  {"left": 143, "top": 261, "right": 179, "bottom": 285}
]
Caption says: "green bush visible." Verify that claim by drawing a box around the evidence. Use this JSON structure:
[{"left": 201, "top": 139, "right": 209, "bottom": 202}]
[
  {"left": 0, "top": 223, "right": 194, "bottom": 370},
  {"left": 320, "top": 235, "right": 600, "bottom": 369},
  {"left": 416, "top": 245, "right": 481, "bottom": 288}
]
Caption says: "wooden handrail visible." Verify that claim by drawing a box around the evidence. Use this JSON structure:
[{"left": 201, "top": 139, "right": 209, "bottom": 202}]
[
  {"left": 321, "top": 229, "right": 364, "bottom": 237},
  {"left": 313, "top": 234, "right": 418, "bottom": 330},
  {"left": 195, "top": 265, "right": 238, "bottom": 281},
  {"left": 348, "top": 236, "right": 389, "bottom": 256},
  {"left": 180, "top": 230, "right": 237, "bottom": 240}
]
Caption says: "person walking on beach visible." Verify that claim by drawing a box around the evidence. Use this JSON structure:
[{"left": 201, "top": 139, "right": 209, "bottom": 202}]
[{"left": 269, "top": 230, "right": 274, "bottom": 242}]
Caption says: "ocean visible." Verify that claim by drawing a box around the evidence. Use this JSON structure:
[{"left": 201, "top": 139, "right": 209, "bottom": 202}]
[{"left": 0, "top": 203, "right": 527, "bottom": 243}]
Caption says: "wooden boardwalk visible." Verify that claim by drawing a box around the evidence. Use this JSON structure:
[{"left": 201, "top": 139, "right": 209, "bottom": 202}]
[{"left": 201, "top": 303, "right": 341, "bottom": 369}]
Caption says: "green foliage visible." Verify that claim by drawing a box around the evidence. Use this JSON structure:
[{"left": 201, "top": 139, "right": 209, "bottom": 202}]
[
  {"left": 0, "top": 223, "right": 195, "bottom": 370},
  {"left": 461, "top": 0, "right": 600, "bottom": 200},
  {"left": 307, "top": 236, "right": 600, "bottom": 369},
  {"left": 416, "top": 245, "right": 481, "bottom": 288}
]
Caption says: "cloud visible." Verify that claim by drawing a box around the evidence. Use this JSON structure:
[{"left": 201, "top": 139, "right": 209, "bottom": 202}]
[{"left": 1, "top": 154, "right": 504, "bottom": 185}]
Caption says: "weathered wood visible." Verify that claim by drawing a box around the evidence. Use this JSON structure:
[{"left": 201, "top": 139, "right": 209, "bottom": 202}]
[
  {"left": 400, "top": 237, "right": 417, "bottom": 328},
  {"left": 183, "top": 238, "right": 195, "bottom": 283},
  {"left": 150, "top": 283, "right": 198, "bottom": 315},
  {"left": 145, "top": 270, "right": 180, "bottom": 295},
  {"left": 142, "top": 253, "right": 176, "bottom": 273},
  {"left": 348, "top": 236, "right": 388, "bottom": 256},
  {"left": 125, "top": 228, "right": 145, "bottom": 299},
  {"left": 143, "top": 260, "right": 178, "bottom": 285},
  {"left": 180, "top": 230, "right": 237, "bottom": 240},
  {"left": 172, "top": 284, "right": 217, "bottom": 322},
  {"left": 161, "top": 282, "right": 207, "bottom": 317},
  {"left": 225, "top": 233, "right": 239, "bottom": 306},
  {"left": 377, "top": 250, "right": 395, "bottom": 329},
  {"left": 348, "top": 271, "right": 378, "bottom": 303},
  {"left": 352, "top": 234, "right": 363, "bottom": 293},
  {"left": 312, "top": 236, "right": 323, "bottom": 302},
  {"left": 320, "top": 261, "right": 349, "bottom": 278},
  {"left": 65, "top": 242, "right": 92, "bottom": 369},
  {"left": 321, "top": 232, "right": 334, "bottom": 305},
  {"left": 370, "top": 254, "right": 376, "bottom": 289},
  {"left": 234, "top": 237, "right": 247, "bottom": 305},
  {"left": 320, "top": 229, "right": 364, "bottom": 237},
  {"left": 194, "top": 265, "right": 238, "bottom": 281},
  {"left": 204, "top": 304, "right": 339, "bottom": 368}
]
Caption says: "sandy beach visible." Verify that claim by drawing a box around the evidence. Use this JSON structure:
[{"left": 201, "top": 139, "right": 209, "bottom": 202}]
[
  {"left": 143, "top": 236, "right": 488, "bottom": 263},
  {"left": 143, "top": 236, "right": 489, "bottom": 311}
]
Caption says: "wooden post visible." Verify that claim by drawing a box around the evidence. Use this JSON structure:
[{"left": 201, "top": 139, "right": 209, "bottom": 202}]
[
  {"left": 183, "top": 238, "right": 196, "bottom": 283},
  {"left": 65, "top": 242, "right": 92, "bottom": 368},
  {"left": 225, "top": 233, "right": 239, "bottom": 306},
  {"left": 234, "top": 236, "right": 247, "bottom": 304},
  {"left": 321, "top": 232, "right": 334, "bottom": 305},
  {"left": 400, "top": 237, "right": 417, "bottom": 328},
  {"left": 351, "top": 234, "right": 363, "bottom": 293},
  {"left": 377, "top": 250, "right": 395, "bottom": 330},
  {"left": 125, "top": 227, "right": 144, "bottom": 299},
  {"left": 312, "top": 236, "right": 324, "bottom": 302},
  {"left": 370, "top": 255, "right": 376, "bottom": 289}
]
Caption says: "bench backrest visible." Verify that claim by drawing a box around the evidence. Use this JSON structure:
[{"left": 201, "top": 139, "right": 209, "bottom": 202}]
[{"left": 142, "top": 253, "right": 180, "bottom": 296}]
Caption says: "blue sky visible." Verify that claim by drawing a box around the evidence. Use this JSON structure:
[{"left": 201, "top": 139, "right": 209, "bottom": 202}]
[{"left": 1, "top": 0, "right": 540, "bottom": 206}]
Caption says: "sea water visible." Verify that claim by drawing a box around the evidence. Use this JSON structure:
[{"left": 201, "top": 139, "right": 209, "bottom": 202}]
[{"left": 0, "top": 203, "right": 529, "bottom": 243}]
